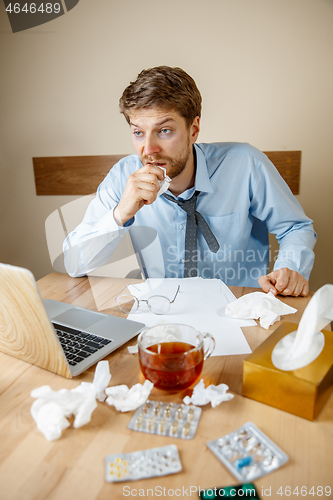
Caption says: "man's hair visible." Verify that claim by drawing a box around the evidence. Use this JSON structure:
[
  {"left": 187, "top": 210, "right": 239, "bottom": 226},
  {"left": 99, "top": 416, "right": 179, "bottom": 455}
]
[{"left": 119, "top": 66, "right": 202, "bottom": 128}]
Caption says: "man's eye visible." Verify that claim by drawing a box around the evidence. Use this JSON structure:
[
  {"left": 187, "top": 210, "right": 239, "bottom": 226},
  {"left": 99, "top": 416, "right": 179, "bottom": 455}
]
[
  {"left": 160, "top": 128, "right": 171, "bottom": 134},
  {"left": 134, "top": 130, "right": 143, "bottom": 137}
]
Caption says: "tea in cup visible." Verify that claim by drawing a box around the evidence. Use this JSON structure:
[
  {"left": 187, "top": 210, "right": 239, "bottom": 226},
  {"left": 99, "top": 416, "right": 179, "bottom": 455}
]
[{"left": 137, "top": 324, "right": 215, "bottom": 391}]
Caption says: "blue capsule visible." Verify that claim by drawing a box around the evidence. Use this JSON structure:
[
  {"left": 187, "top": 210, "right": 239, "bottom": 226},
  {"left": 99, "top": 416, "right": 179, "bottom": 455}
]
[{"left": 235, "top": 456, "right": 252, "bottom": 470}]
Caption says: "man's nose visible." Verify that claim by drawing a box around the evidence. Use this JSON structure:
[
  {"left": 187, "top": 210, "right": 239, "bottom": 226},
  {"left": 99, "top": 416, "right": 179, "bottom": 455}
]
[{"left": 143, "top": 134, "right": 161, "bottom": 156}]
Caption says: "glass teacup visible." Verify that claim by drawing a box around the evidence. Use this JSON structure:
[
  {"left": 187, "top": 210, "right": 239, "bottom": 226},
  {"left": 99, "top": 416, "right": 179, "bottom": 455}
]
[{"left": 138, "top": 324, "right": 215, "bottom": 391}]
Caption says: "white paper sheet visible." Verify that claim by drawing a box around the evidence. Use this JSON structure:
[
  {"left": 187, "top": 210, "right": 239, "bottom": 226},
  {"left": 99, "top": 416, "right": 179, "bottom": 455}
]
[{"left": 126, "top": 278, "right": 253, "bottom": 356}]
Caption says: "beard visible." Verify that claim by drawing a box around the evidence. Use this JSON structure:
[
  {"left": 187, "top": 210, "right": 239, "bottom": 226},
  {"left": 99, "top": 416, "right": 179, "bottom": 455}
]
[{"left": 141, "top": 137, "right": 192, "bottom": 179}]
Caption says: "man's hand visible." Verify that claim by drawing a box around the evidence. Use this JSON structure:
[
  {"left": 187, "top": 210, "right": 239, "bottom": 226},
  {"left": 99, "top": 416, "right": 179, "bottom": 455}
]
[
  {"left": 114, "top": 165, "right": 164, "bottom": 225},
  {"left": 258, "top": 268, "right": 309, "bottom": 297}
]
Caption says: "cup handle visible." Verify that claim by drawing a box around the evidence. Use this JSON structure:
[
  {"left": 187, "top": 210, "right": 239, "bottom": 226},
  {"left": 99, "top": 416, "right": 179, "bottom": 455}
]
[{"left": 202, "top": 333, "right": 215, "bottom": 360}]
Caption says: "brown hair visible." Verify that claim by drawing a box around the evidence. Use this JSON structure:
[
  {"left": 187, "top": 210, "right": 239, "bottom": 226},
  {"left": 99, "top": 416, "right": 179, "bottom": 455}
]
[{"left": 119, "top": 66, "right": 202, "bottom": 127}]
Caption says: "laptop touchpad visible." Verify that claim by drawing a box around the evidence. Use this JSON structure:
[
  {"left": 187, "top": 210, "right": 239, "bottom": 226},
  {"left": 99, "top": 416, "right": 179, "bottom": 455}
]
[{"left": 52, "top": 308, "right": 103, "bottom": 329}]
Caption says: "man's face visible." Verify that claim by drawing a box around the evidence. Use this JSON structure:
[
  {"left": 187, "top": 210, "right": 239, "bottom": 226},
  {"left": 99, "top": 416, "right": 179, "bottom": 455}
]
[{"left": 128, "top": 107, "right": 199, "bottom": 179}]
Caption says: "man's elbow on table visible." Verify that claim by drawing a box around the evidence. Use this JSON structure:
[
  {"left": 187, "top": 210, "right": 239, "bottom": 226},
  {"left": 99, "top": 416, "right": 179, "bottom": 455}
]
[
  {"left": 63, "top": 244, "right": 87, "bottom": 278},
  {"left": 64, "top": 259, "right": 87, "bottom": 279}
]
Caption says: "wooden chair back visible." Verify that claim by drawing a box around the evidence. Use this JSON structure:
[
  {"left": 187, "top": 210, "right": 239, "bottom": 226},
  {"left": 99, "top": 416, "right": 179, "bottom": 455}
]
[{"left": 33, "top": 151, "right": 301, "bottom": 196}]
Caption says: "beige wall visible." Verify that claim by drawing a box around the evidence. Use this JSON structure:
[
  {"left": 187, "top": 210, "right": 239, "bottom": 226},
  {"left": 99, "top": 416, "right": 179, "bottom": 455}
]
[{"left": 0, "top": 0, "right": 332, "bottom": 290}]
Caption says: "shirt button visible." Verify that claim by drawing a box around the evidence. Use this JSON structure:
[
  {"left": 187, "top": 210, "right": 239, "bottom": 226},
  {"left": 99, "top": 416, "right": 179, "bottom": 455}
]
[
  {"left": 181, "top": 258, "right": 185, "bottom": 263},
  {"left": 179, "top": 224, "right": 184, "bottom": 230}
]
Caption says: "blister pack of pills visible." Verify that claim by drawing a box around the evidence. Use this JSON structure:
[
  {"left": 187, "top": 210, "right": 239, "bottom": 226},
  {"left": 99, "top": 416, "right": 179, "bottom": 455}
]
[
  {"left": 207, "top": 421, "right": 288, "bottom": 481},
  {"left": 128, "top": 400, "right": 202, "bottom": 439},
  {"left": 105, "top": 444, "right": 182, "bottom": 482}
]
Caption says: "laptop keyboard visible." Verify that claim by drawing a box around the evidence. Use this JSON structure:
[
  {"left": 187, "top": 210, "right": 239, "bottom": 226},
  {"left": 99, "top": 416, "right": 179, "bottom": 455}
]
[{"left": 52, "top": 322, "right": 112, "bottom": 367}]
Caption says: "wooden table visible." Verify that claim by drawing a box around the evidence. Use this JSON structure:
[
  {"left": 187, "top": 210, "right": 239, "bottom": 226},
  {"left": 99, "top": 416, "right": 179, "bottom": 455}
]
[{"left": 0, "top": 273, "right": 332, "bottom": 500}]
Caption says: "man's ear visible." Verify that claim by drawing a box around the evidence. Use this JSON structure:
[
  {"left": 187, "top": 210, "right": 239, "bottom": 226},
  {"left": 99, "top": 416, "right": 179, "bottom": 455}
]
[{"left": 190, "top": 116, "right": 200, "bottom": 144}]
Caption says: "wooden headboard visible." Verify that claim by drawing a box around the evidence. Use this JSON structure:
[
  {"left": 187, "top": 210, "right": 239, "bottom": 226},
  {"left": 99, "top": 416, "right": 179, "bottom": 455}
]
[{"left": 33, "top": 151, "right": 301, "bottom": 196}]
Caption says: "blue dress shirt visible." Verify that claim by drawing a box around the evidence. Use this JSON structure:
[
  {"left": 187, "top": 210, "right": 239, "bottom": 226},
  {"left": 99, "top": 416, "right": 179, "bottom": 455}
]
[{"left": 63, "top": 142, "right": 316, "bottom": 287}]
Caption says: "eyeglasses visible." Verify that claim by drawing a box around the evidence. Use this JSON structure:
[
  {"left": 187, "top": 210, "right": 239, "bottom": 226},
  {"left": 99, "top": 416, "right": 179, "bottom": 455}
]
[{"left": 115, "top": 284, "right": 180, "bottom": 315}]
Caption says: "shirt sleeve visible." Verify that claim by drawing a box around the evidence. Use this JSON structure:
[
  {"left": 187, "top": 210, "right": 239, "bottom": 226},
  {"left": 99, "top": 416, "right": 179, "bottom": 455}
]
[
  {"left": 63, "top": 168, "right": 133, "bottom": 277},
  {"left": 249, "top": 152, "right": 316, "bottom": 280}
]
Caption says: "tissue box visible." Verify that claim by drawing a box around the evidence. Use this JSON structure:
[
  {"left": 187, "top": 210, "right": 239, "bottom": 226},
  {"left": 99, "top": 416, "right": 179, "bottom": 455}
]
[{"left": 242, "top": 322, "right": 333, "bottom": 421}]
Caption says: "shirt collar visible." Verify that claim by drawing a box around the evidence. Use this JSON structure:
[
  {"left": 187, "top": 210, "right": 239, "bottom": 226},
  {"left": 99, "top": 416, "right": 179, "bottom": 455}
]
[{"left": 165, "top": 143, "right": 213, "bottom": 200}]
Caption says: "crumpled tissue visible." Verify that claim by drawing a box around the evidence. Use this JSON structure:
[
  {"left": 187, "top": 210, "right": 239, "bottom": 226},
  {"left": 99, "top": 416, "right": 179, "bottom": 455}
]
[
  {"left": 157, "top": 167, "right": 171, "bottom": 196},
  {"left": 127, "top": 344, "right": 138, "bottom": 354},
  {"left": 93, "top": 359, "right": 112, "bottom": 401},
  {"left": 183, "top": 379, "right": 234, "bottom": 408},
  {"left": 30, "top": 360, "right": 111, "bottom": 441},
  {"left": 225, "top": 291, "right": 297, "bottom": 329},
  {"left": 105, "top": 380, "right": 153, "bottom": 412}
]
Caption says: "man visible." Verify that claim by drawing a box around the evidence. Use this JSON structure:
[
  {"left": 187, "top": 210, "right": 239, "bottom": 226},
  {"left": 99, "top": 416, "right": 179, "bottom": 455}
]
[{"left": 63, "top": 66, "right": 316, "bottom": 296}]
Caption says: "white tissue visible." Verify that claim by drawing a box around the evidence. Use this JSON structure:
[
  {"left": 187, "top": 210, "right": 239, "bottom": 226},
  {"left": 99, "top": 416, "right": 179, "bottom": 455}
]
[
  {"left": 183, "top": 379, "right": 234, "bottom": 408},
  {"left": 30, "top": 361, "right": 111, "bottom": 440},
  {"left": 31, "top": 383, "right": 97, "bottom": 440},
  {"left": 225, "top": 291, "right": 297, "bottom": 329},
  {"left": 92, "top": 360, "right": 112, "bottom": 401},
  {"left": 127, "top": 344, "right": 138, "bottom": 354},
  {"left": 105, "top": 380, "right": 153, "bottom": 412},
  {"left": 272, "top": 284, "right": 333, "bottom": 370},
  {"left": 157, "top": 167, "right": 171, "bottom": 196}
]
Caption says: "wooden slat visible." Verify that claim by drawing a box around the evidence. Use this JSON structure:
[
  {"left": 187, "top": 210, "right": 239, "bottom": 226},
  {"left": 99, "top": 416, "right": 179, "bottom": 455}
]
[
  {"left": 264, "top": 150, "right": 301, "bottom": 195},
  {"left": 33, "top": 151, "right": 301, "bottom": 195},
  {"left": 33, "top": 155, "right": 125, "bottom": 196}
]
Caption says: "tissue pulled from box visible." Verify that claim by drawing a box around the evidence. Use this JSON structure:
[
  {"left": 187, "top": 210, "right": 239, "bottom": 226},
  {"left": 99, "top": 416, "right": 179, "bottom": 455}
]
[
  {"left": 225, "top": 291, "right": 297, "bottom": 329},
  {"left": 183, "top": 379, "right": 234, "bottom": 408},
  {"left": 30, "top": 360, "right": 111, "bottom": 441},
  {"left": 105, "top": 380, "right": 153, "bottom": 412},
  {"left": 288, "top": 284, "right": 333, "bottom": 359},
  {"left": 271, "top": 284, "right": 333, "bottom": 371}
]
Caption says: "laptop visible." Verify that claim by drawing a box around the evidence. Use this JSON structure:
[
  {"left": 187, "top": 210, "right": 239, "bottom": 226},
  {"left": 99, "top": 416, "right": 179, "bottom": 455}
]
[{"left": 0, "top": 263, "right": 145, "bottom": 378}]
